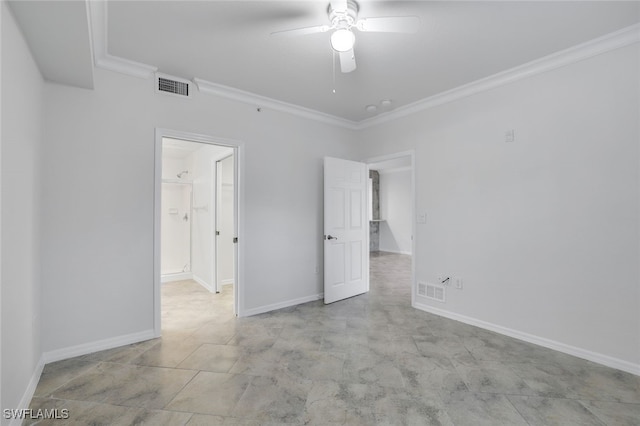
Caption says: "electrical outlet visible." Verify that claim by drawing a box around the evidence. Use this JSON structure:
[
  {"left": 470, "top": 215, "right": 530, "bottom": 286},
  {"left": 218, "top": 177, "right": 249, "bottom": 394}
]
[
  {"left": 417, "top": 212, "right": 427, "bottom": 224},
  {"left": 455, "top": 278, "right": 463, "bottom": 289},
  {"left": 505, "top": 129, "right": 515, "bottom": 143}
]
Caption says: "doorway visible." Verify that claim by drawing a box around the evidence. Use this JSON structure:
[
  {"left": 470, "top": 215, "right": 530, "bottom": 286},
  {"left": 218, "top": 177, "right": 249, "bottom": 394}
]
[
  {"left": 154, "top": 129, "right": 241, "bottom": 336},
  {"left": 366, "top": 151, "right": 415, "bottom": 306}
]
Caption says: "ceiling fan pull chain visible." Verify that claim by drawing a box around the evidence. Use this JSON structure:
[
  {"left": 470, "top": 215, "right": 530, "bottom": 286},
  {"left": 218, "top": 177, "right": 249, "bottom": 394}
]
[{"left": 332, "top": 50, "right": 337, "bottom": 93}]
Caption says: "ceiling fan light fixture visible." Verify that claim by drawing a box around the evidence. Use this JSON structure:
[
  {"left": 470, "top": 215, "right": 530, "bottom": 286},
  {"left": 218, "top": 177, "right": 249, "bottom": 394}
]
[{"left": 330, "top": 29, "right": 355, "bottom": 52}]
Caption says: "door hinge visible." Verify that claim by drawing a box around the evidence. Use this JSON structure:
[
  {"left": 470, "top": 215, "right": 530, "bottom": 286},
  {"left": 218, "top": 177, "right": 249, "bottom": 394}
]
[
  {"left": 233, "top": 237, "right": 238, "bottom": 243},
  {"left": 216, "top": 231, "right": 220, "bottom": 236}
]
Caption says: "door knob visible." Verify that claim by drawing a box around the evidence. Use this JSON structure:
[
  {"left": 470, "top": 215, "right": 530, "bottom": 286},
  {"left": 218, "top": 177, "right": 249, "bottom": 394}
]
[{"left": 325, "top": 235, "right": 338, "bottom": 240}]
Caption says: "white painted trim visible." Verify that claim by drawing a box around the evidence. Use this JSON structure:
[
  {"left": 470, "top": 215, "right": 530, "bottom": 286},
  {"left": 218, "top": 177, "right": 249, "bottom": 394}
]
[
  {"left": 364, "top": 150, "right": 416, "bottom": 165},
  {"left": 240, "top": 293, "right": 324, "bottom": 317},
  {"left": 82, "top": 0, "right": 96, "bottom": 87},
  {"left": 377, "top": 166, "right": 412, "bottom": 175},
  {"left": 9, "top": 356, "right": 46, "bottom": 426},
  {"left": 356, "top": 23, "right": 640, "bottom": 129},
  {"left": 234, "top": 142, "right": 244, "bottom": 317},
  {"left": 86, "top": 0, "right": 353, "bottom": 128},
  {"left": 154, "top": 133, "right": 162, "bottom": 336},
  {"left": 42, "top": 329, "right": 157, "bottom": 364},
  {"left": 95, "top": 54, "right": 157, "bottom": 80},
  {"left": 213, "top": 159, "right": 219, "bottom": 293},
  {"left": 86, "top": 2, "right": 638, "bottom": 130},
  {"left": 413, "top": 301, "right": 640, "bottom": 376},
  {"left": 87, "top": 0, "right": 157, "bottom": 79},
  {"left": 193, "top": 274, "right": 215, "bottom": 293},
  {"left": 193, "top": 78, "right": 358, "bottom": 130},
  {"left": 161, "top": 272, "right": 193, "bottom": 283},
  {"left": 221, "top": 279, "right": 234, "bottom": 286}
]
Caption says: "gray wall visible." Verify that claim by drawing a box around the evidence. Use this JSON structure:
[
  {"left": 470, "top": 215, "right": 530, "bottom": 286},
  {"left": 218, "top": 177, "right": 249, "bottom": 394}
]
[
  {"left": 39, "top": 67, "right": 358, "bottom": 353},
  {"left": 356, "top": 44, "right": 640, "bottom": 367},
  {"left": 1, "top": 3, "right": 44, "bottom": 419}
]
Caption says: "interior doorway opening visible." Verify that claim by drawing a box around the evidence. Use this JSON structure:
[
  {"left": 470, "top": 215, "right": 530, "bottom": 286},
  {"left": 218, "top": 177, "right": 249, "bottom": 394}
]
[
  {"left": 154, "top": 129, "right": 241, "bottom": 336},
  {"left": 367, "top": 152, "right": 415, "bottom": 306}
]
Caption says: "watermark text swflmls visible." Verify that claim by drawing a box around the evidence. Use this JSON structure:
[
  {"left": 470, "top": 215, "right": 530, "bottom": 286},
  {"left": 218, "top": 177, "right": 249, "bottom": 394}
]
[{"left": 3, "top": 408, "right": 69, "bottom": 420}]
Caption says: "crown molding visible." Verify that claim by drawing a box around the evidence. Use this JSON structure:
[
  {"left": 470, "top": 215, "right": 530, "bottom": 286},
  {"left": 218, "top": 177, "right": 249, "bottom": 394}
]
[
  {"left": 356, "top": 23, "right": 640, "bottom": 130},
  {"left": 87, "top": 1, "right": 354, "bottom": 127},
  {"left": 193, "top": 78, "right": 359, "bottom": 130},
  {"left": 86, "top": 1, "right": 638, "bottom": 130},
  {"left": 87, "top": 0, "right": 157, "bottom": 79}
]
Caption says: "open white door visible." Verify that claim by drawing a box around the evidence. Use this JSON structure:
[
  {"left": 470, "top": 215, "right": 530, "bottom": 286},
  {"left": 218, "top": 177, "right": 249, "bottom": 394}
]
[{"left": 324, "top": 157, "right": 368, "bottom": 304}]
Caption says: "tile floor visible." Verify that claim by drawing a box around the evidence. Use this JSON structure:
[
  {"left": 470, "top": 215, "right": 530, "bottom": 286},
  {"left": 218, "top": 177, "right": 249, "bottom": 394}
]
[{"left": 27, "top": 252, "right": 640, "bottom": 425}]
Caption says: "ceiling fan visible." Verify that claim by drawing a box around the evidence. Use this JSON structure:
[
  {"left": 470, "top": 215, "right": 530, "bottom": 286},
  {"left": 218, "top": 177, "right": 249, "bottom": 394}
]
[{"left": 271, "top": 0, "right": 420, "bottom": 73}]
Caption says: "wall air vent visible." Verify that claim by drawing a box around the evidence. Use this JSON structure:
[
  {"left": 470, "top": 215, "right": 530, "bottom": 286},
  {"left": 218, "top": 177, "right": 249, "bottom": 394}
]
[
  {"left": 417, "top": 281, "right": 445, "bottom": 303},
  {"left": 155, "top": 73, "right": 193, "bottom": 98},
  {"left": 417, "top": 282, "right": 427, "bottom": 297}
]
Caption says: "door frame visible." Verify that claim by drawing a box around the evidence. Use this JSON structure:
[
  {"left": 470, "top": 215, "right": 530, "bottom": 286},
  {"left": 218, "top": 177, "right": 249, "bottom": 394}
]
[
  {"left": 363, "top": 150, "right": 416, "bottom": 308},
  {"left": 214, "top": 153, "right": 234, "bottom": 294},
  {"left": 154, "top": 128, "right": 244, "bottom": 337}
]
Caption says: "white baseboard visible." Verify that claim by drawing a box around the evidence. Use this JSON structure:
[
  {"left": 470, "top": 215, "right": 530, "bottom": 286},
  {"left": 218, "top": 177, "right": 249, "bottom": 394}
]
[
  {"left": 221, "top": 279, "right": 234, "bottom": 286},
  {"left": 240, "top": 293, "right": 324, "bottom": 317},
  {"left": 10, "top": 356, "right": 46, "bottom": 426},
  {"left": 42, "top": 329, "right": 157, "bottom": 364},
  {"left": 161, "top": 272, "right": 193, "bottom": 283},
  {"left": 413, "top": 301, "right": 640, "bottom": 376},
  {"left": 15, "top": 330, "right": 158, "bottom": 426},
  {"left": 192, "top": 274, "right": 214, "bottom": 293}
]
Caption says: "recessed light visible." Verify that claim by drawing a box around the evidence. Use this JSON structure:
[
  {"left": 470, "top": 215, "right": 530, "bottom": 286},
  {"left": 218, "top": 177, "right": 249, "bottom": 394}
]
[
  {"left": 380, "top": 99, "right": 392, "bottom": 107},
  {"left": 365, "top": 105, "right": 377, "bottom": 112}
]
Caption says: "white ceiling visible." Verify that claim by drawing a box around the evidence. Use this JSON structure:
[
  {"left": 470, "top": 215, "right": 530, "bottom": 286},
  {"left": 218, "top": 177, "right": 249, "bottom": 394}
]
[
  {"left": 8, "top": 0, "right": 94, "bottom": 89},
  {"left": 8, "top": 1, "right": 640, "bottom": 123}
]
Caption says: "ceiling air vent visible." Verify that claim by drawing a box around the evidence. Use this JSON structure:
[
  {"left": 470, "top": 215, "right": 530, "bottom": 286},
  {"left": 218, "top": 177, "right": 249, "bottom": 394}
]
[{"left": 155, "top": 73, "right": 193, "bottom": 98}]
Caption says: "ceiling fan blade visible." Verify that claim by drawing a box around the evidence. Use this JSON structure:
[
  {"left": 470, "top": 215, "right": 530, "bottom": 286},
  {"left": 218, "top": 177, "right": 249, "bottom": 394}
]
[
  {"left": 330, "top": 0, "right": 348, "bottom": 13},
  {"left": 356, "top": 16, "right": 420, "bottom": 33},
  {"left": 271, "top": 25, "right": 330, "bottom": 37},
  {"left": 339, "top": 49, "right": 356, "bottom": 73}
]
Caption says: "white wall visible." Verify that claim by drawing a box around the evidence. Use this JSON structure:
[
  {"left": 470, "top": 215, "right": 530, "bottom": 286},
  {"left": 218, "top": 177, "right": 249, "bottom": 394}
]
[
  {"left": 160, "top": 155, "right": 191, "bottom": 276},
  {"left": 39, "top": 67, "right": 357, "bottom": 353},
  {"left": 1, "top": 2, "right": 44, "bottom": 420},
  {"left": 378, "top": 169, "right": 412, "bottom": 255},
  {"left": 161, "top": 154, "right": 187, "bottom": 180},
  {"left": 356, "top": 44, "right": 640, "bottom": 369},
  {"left": 160, "top": 183, "right": 191, "bottom": 275}
]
